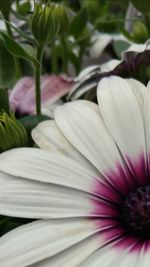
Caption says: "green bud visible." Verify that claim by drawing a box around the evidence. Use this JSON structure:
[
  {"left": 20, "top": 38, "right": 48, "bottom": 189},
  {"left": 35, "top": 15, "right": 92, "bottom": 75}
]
[
  {"left": 132, "top": 0, "right": 150, "bottom": 14},
  {"left": 132, "top": 21, "right": 149, "bottom": 43},
  {"left": 29, "top": 2, "right": 68, "bottom": 46},
  {"left": 52, "top": 4, "right": 69, "bottom": 35},
  {"left": 0, "top": 111, "right": 27, "bottom": 152}
]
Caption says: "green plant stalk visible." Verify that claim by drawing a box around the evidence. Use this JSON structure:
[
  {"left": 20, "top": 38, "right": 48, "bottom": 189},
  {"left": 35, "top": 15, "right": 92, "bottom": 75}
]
[
  {"left": 0, "top": 88, "right": 10, "bottom": 113},
  {"left": 144, "top": 12, "right": 150, "bottom": 37},
  {"left": 4, "top": 20, "right": 22, "bottom": 79},
  {"left": 34, "top": 44, "right": 43, "bottom": 115},
  {"left": 60, "top": 35, "right": 68, "bottom": 73},
  {"left": 51, "top": 44, "right": 58, "bottom": 73}
]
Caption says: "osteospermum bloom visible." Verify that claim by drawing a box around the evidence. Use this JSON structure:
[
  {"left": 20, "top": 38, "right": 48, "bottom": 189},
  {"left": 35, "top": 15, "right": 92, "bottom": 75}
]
[
  {"left": 69, "top": 42, "right": 150, "bottom": 100},
  {"left": 1, "top": 76, "right": 150, "bottom": 266}
]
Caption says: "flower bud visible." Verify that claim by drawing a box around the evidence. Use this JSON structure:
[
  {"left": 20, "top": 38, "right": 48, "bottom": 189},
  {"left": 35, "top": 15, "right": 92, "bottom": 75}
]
[
  {"left": 29, "top": 2, "right": 68, "bottom": 46},
  {"left": 52, "top": 4, "right": 69, "bottom": 35},
  {"left": 0, "top": 111, "right": 27, "bottom": 152},
  {"left": 132, "top": 21, "right": 149, "bottom": 43}
]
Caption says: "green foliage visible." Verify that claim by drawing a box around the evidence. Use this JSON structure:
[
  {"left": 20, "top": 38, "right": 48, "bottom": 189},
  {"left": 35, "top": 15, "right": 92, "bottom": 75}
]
[
  {"left": 0, "top": 32, "right": 39, "bottom": 68},
  {"left": 132, "top": 0, "right": 150, "bottom": 14},
  {"left": 68, "top": 7, "right": 88, "bottom": 38},
  {"left": 0, "top": 38, "right": 16, "bottom": 88},
  {"left": 5, "top": 19, "right": 36, "bottom": 45},
  {"left": 113, "top": 40, "right": 130, "bottom": 58},
  {"left": 0, "top": 0, "right": 13, "bottom": 19},
  {"left": 0, "top": 89, "right": 9, "bottom": 113},
  {"left": 20, "top": 115, "right": 49, "bottom": 146},
  {"left": 17, "top": 0, "right": 31, "bottom": 16}
]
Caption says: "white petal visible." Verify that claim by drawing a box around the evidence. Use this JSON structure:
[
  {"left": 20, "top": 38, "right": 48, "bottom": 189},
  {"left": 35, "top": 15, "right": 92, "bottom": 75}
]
[
  {"left": 126, "top": 78, "right": 146, "bottom": 112},
  {"left": 123, "top": 43, "right": 146, "bottom": 54},
  {"left": 40, "top": 100, "right": 63, "bottom": 118},
  {"left": 0, "top": 148, "right": 99, "bottom": 193},
  {"left": 32, "top": 120, "right": 95, "bottom": 170},
  {"left": 75, "top": 65, "right": 100, "bottom": 82},
  {"left": 144, "top": 81, "right": 150, "bottom": 167},
  {"left": 80, "top": 238, "right": 140, "bottom": 267},
  {"left": 54, "top": 100, "right": 123, "bottom": 174},
  {"left": 0, "top": 218, "right": 123, "bottom": 267},
  {"left": 0, "top": 171, "right": 121, "bottom": 219},
  {"left": 0, "top": 219, "right": 98, "bottom": 267},
  {"left": 136, "top": 243, "right": 150, "bottom": 267},
  {"left": 69, "top": 82, "right": 97, "bottom": 100},
  {"left": 31, "top": 235, "right": 100, "bottom": 267},
  {"left": 0, "top": 173, "right": 111, "bottom": 219},
  {"left": 69, "top": 67, "right": 100, "bottom": 100},
  {"left": 0, "top": 173, "right": 93, "bottom": 219},
  {"left": 32, "top": 120, "right": 78, "bottom": 154},
  {"left": 97, "top": 76, "right": 145, "bottom": 160},
  {"left": 90, "top": 34, "right": 112, "bottom": 59},
  {"left": 100, "top": 59, "right": 121, "bottom": 72}
]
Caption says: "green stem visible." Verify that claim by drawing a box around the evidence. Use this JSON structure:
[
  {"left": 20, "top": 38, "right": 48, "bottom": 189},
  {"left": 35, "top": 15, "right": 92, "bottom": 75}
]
[
  {"left": 0, "top": 88, "right": 10, "bottom": 113},
  {"left": 60, "top": 36, "right": 68, "bottom": 73},
  {"left": 4, "top": 19, "right": 22, "bottom": 79},
  {"left": 35, "top": 44, "right": 43, "bottom": 115},
  {"left": 144, "top": 13, "right": 150, "bottom": 37},
  {"left": 51, "top": 45, "right": 58, "bottom": 73}
]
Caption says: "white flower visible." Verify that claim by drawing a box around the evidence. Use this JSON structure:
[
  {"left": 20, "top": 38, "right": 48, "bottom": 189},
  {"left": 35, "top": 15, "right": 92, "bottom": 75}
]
[
  {"left": 69, "top": 42, "right": 150, "bottom": 101},
  {"left": 90, "top": 33, "right": 130, "bottom": 59},
  {"left": 0, "top": 76, "right": 150, "bottom": 266}
]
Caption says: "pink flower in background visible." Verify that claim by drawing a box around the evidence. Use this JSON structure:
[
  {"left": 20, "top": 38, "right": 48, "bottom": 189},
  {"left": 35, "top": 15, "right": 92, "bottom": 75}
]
[{"left": 9, "top": 75, "right": 74, "bottom": 116}]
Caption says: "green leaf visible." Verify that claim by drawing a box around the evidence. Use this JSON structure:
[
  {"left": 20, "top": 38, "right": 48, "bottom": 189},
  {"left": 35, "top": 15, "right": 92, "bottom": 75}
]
[
  {"left": 113, "top": 40, "right": 130, "bottom": 59},
  {"left": 68, "top": 7, "right": 88, "bottom": 38},
  {"left": 67, "top": 49, "right": 80, "bottom": 74},
  {"left": 0, "top": 89, "right": 10, "bottom": 113},
  {"left": 20, "top": 115, "right": 49, "bottom": 146},
  {"left": 131, "top": 0, "right": 150, "bottom": 14},
  {"left": 0, "top": 0, "right": 12, "bottom": 19},
  {"left": 17, "top": 0, "right": 31, "bottom": 15},
  {"left": 0, "top": 32, "right": 39, "bottom": 68},
  {"left": 4, "top": 19, "right": 36, "bottom": 45},
  {"left": 0, "top": 215, "right": 33, "bottom": 237},
  {"left": 121, "top": 28, "right": 134, "bottom": 42},
  {"left": 0, "top": 38, "right": 16, "bottom": 88}
]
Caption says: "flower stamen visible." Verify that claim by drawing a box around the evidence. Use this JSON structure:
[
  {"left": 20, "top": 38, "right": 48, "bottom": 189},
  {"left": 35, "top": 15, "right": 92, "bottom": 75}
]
[{"left": 121, "top": 185, "right": 150, "bottom": 237}]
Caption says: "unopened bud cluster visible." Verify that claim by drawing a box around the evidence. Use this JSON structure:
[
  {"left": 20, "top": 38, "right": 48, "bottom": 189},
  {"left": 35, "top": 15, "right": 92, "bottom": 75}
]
[
  {"left": 0, "top": 111, "right": 27, "bottom": 152},
  {"left": 29, "top": 1, "right": 68, "bottom": 46}
]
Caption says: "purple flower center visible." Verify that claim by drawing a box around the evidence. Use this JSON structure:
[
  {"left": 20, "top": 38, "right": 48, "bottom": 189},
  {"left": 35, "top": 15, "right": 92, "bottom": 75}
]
[{"left": 121, "top": 186, "right": 150, "bottom": 237}]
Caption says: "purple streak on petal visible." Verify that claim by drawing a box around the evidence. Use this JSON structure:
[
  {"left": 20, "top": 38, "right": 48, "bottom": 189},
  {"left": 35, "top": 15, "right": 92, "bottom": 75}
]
[
  {"left": 95, "top": 223, "right": 145, "bottom": 253},
  {"left": 91, "top": 178, "right": 122, "bottom": 204},
  {"left": 90, "top": 152, "right": 150, "bottom": 254},
  {"left": 105, "top": 162, "right": 136, "bottom": 195},
  {"left": 111, "top": 235, "right": 144, "bottom": 254},
  {"left": 92, "top": 152, "right": 147, "bottom": 205},
  {"left": 126, "top": 153, "right": 148, "bottom": 186},
  {"left": 93, "top": 218, "right": 119, "bottom": 229},
  {"left": 91, "top": 198, "right": 119, "bottom": 217},
  {"left": 100, "top": 225, "right": 125, "bottom": 243},
  {"left": 143, "top": 240, "right": 150, "bottom": 253},
  {"left": 114, "top": 235, "right": 140, "bottom": 251}
]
